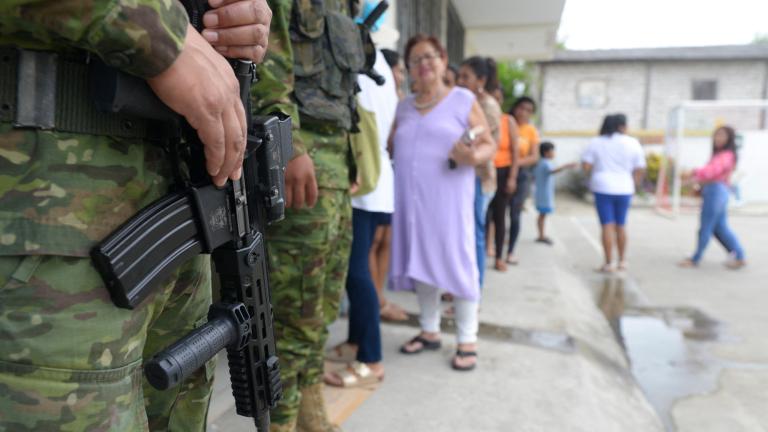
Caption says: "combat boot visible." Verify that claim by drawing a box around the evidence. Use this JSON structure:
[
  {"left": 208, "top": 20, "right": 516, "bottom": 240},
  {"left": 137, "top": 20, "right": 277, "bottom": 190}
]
[{"left": 295, "top": 383, "right": 342, "bottom": 432}]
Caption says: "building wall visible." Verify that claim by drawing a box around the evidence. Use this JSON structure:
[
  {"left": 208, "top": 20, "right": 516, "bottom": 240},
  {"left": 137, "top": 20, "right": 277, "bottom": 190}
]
[
  {"left": 540, "top": 62, "right": 648, "bottom": 133},
  {"left": 645, "top": 61, "right": 767, "bottom": 131},
  {"left": 541, "top": 60, "right": 768, "bottom": 134}
]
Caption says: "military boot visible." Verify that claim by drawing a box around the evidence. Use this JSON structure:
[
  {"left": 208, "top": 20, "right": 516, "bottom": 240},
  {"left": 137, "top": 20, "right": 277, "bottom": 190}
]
[{"left": 295, "top": 383, "right": 342, "bottom": 432}]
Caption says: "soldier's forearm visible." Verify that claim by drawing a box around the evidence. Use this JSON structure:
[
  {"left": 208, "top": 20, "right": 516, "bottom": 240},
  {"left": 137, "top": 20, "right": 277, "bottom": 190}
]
[{"left": 0, "top": 0, "right": 188, "bottom": 78}]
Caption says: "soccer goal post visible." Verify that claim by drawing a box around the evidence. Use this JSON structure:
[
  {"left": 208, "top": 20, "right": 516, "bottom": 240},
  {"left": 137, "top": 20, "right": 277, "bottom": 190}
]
[{"left": 655, "top": 99, "right": 768, "bottom": 217}]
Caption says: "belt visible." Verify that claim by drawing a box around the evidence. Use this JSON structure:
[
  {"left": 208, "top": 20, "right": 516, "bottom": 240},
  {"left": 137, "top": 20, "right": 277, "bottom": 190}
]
[{"left": 0, "top": 47, "right": 152, "bottom": 139}]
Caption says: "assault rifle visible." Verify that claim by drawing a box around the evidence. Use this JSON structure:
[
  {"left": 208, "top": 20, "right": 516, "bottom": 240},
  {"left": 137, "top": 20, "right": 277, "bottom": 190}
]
[{"left": 89, "top": 1, "right": 286, "bottom": 430}]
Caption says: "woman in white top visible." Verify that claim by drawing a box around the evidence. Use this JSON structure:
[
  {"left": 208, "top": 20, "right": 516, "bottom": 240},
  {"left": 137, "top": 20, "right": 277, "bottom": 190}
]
[{"left": 581, "top": 114, "right": 646, "bottom": 273}]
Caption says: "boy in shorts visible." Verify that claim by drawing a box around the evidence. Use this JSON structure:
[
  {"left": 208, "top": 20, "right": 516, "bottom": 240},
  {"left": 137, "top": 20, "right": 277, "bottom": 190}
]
[{"left": 533, "top": 142, "right": 577, "bottom": 245}]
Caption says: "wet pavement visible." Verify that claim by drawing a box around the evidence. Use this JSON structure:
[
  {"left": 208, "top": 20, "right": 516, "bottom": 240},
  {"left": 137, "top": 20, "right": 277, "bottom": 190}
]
[
  {"left": 591, "top": 275, "right": 768, "bottom": 431},
  {"left": 556, "top": 198, "right": 768, "bottom": 431}
]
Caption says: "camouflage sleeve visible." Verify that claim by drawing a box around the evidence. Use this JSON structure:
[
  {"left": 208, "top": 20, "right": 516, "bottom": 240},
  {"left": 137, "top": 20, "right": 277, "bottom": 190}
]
[
  {"left": 251, "top": 0, "right": 306, "bottom": 158},
  {"left": 0, "top": 0, "right": 189, "bottom": 78}
]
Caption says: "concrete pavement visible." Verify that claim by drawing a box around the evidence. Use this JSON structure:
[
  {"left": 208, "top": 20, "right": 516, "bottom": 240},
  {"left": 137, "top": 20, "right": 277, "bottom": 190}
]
[{"left": 208, "top": 197, "right": 767, "bottom": 431}]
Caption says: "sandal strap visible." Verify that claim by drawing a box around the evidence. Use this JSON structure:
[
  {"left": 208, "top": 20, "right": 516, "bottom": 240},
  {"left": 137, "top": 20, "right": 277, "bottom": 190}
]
[
  {"left": 455, "top": 350, "right": 477, "bottom": 358},
  {"left": 411, "top": 335, "right": 441, "bottom": 347}
]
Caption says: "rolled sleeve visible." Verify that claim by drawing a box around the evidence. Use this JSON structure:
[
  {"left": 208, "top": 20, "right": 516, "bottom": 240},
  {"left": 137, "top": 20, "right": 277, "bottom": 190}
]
[
  {"left": 0, "top": 0, "right": 189, "bottom": 78},
  {"left": 88, "top": 0, "right": 189, "bottom": 77}
]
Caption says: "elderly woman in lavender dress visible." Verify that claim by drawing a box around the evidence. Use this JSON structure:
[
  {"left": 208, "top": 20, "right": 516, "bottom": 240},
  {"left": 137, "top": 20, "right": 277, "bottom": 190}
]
[{"left": 388, "top": 34, "right": 494, "bottom": 371}]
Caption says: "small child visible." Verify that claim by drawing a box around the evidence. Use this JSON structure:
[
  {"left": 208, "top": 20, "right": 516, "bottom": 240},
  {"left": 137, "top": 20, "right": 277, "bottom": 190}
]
[{"left": 533, "top": 142, "right": 577, "bottom": 245}]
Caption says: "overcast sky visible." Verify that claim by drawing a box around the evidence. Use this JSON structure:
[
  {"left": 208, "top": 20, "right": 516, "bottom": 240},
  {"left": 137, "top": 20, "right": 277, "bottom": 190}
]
[{"left": 558, "top": 0, "right": 768, "bottom": 50}]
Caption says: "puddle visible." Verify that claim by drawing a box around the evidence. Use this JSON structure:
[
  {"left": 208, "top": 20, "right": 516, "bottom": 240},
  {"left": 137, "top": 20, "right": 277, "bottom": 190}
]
[{"left": 593, "top": 276, "right": 767, "bottom": 432}]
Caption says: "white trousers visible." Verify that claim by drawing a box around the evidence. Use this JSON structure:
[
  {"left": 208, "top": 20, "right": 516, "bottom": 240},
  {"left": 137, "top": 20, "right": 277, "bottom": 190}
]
[{"left": 415, "top": 281, "right": 479, "bottom": 344}]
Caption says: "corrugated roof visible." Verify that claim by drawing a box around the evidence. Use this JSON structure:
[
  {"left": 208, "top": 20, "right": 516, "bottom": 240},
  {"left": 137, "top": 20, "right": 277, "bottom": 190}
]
[{"left": 544, "top": 44, "right": 768, "bottom": 63}]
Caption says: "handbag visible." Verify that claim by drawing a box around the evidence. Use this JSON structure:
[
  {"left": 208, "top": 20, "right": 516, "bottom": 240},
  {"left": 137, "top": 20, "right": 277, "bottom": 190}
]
[{"left": 350, "top": 103, "right": 382, "bottom": 196}]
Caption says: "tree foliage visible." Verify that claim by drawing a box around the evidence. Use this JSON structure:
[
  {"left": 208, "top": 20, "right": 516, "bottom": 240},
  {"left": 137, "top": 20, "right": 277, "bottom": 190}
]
[{"left": 496, "top": 61, "right": 535, "bottom": 112}]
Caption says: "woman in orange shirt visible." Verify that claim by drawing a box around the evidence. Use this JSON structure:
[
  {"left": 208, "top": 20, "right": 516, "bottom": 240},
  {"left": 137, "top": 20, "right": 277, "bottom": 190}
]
[
  {"left": 487, "top": 88, "right": 519, "bottom": 271},
  {"left": 505, "top": 97, "right": 540, "bottom": 265}
]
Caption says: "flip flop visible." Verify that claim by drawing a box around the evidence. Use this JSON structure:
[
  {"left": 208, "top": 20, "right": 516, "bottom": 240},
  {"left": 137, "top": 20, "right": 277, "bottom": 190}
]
[
  {"left": 494, "top": 259, "right": 507, "bottom": 272},
  {"left": 451, "top": 350, "right": 478, "bottom": 371},
  {"left": 595, "top": 264, "right": 615, "bottom": 274},
  {"left": 380, "top": 301, "right": 408, "bottom": 322},
  {"left": 324, "top": 361, "right": 384, "bottom": 388},
  {"left": 399, "top": 335, "right": 442, "bottom": 355}
]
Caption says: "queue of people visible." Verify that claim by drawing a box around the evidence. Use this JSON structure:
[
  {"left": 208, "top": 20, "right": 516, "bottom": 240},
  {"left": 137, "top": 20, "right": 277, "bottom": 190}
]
[{"left": 330, "top": 32, "right": 749, "bottom": 388}]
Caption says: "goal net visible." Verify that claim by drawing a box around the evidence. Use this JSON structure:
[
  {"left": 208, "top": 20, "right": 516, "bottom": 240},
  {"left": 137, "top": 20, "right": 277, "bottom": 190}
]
[{"left": 654, "top": 100, "right": 768, "bottom": 216}]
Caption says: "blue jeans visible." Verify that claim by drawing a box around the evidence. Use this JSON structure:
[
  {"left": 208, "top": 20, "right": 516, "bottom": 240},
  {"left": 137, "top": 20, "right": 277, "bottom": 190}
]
[
  {"left": 346, "top": 208, "right": 390, "bottom": 363},
  {"left": 692, "top": 182, "right": 745, "bottom": 263},
  {"left": 475, "top": 177, "right": 494, "bottom": 287}
]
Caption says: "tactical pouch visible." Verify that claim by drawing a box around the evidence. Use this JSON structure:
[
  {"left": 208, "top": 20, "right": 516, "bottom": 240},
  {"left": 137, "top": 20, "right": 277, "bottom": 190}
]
[
  {"left": 290, "top": 1, "right": 365, "bottom": 131},
  {"left": 325, "top": 11, "right": 365, "bottom": 73}
]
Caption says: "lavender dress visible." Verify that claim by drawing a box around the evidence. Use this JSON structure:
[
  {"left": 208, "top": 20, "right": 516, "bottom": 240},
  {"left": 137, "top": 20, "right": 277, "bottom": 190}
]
[{"left": 389, "top": 87, "right": 480, "bottom": 301}]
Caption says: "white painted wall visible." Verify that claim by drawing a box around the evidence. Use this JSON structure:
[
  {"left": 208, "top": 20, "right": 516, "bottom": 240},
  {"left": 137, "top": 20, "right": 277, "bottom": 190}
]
[{"left": 541, "top": 60, "right": 768, "bottom": 133}]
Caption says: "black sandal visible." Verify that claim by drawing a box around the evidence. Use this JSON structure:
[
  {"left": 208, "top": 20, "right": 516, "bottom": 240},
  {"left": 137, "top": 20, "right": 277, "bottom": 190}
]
[
  {"left": 451, "top": 350, "right": 478, "bottom": 371},
  {"left": 399, "top": 335, "right": 442, "bottom": 355}
]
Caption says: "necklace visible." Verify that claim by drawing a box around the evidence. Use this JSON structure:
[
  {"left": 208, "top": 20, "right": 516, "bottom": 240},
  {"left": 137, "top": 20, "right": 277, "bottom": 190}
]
[{"left": 413, "top": 88, "right": 445, "bottom": 110}]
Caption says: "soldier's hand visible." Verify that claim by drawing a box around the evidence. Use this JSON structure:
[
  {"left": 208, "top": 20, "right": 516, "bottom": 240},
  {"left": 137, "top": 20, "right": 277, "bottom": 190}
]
[
  {"left": 203, "top": 0, "right": 271, "bottom": 63},
  {"left": 284, "top": 154, "right": 319, "bottom": 209},
  {"left": 147, "top": 25, "right": 246, "bottom": 187}
]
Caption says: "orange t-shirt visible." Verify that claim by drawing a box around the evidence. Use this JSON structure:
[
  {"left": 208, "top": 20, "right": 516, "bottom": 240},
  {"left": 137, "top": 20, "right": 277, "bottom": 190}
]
[
  {"left": 517, "top": 123, "right": 540, "bottom": 160},
  {"left": 493, "top": 118, "right": 540, "bottom": 168},
  {"left": 494, "top": 114, "right": 512, "bottom": 168}
]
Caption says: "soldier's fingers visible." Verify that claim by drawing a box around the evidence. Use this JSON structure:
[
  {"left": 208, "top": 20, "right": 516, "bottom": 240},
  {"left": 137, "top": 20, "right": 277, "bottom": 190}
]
[
  {"left": 284, "top": 177, "right": 294, "bottom": 208},
  {"left": 195, "top": 114, "right": 226, "bottom": 179},
  {"left": 214, "top": 107, "right": 245, "bottom": 187},
  {"left": 305, "top": 173, "right": 318, "bottom": 208},
  {"left": 292, "top": 180, "right": 306, "bottom": 209},
  {"left": 204, "top": 0, "right": 272, "bottom": 29},
  {"left": 214, "top": 45, "right": 267, "bottom": 63},
  {"left": 203, "top": 24, "right": 268, "bottom": 47},
  {"left": 228, "top": 100, "right": 248, "bottom": 181}
]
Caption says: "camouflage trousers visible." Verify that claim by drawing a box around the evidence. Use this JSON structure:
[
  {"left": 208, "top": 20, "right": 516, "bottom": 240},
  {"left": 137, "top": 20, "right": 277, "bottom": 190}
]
[
  {"left": 0, "top": 254, "right": 214, "bottom": 432},
  {"left": 267, "top": 187, "right": 352, "bottom": 428}
]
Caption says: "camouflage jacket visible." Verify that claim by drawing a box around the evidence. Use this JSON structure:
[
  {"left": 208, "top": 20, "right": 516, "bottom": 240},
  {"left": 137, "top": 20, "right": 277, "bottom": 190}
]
[
  {"left": 251, "top": 0, "right": 362, "bottom": 189},
  {"left": 0, "top": 0, "right": 188, "bottom": 257}
]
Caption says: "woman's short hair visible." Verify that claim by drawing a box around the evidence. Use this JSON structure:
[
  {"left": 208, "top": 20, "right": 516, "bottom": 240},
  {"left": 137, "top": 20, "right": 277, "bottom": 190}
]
[
  {"left": 509, "top": 96, "right": 537, "bottom": 115},
  {"left": 404, "top": 33, "right": 447, "bottom": 69},
  {"left": 599, "top": 114, "right": 628, "bottom": 136},
  {"left": 461, "top": 56, "right": 499, "bottom": 93}
]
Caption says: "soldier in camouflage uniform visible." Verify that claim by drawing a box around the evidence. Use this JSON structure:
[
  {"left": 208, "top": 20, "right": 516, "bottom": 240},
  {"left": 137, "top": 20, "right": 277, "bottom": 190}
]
[
  {"left": 251, "top": 1, "right": 368, "bottom": 431},
  {"left": 0, "top": 0, "right": 271, "bottom": 430}
]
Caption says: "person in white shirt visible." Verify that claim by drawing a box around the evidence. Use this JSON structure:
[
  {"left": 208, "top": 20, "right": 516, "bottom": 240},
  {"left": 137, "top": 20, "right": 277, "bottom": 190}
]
[{"left": 581, "top": 114, "right": 646, "bottom": 273}]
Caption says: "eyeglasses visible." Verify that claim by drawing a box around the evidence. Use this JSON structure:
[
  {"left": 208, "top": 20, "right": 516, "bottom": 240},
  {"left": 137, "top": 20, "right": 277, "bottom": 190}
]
[{"left": 408, "top": 52, "right": 440, "bottom": 67}]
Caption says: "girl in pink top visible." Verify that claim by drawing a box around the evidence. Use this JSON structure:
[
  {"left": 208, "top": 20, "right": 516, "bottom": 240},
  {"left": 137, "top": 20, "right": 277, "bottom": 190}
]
[{"left": 679, "top": 126, "right": 746, "bottom": 268}]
